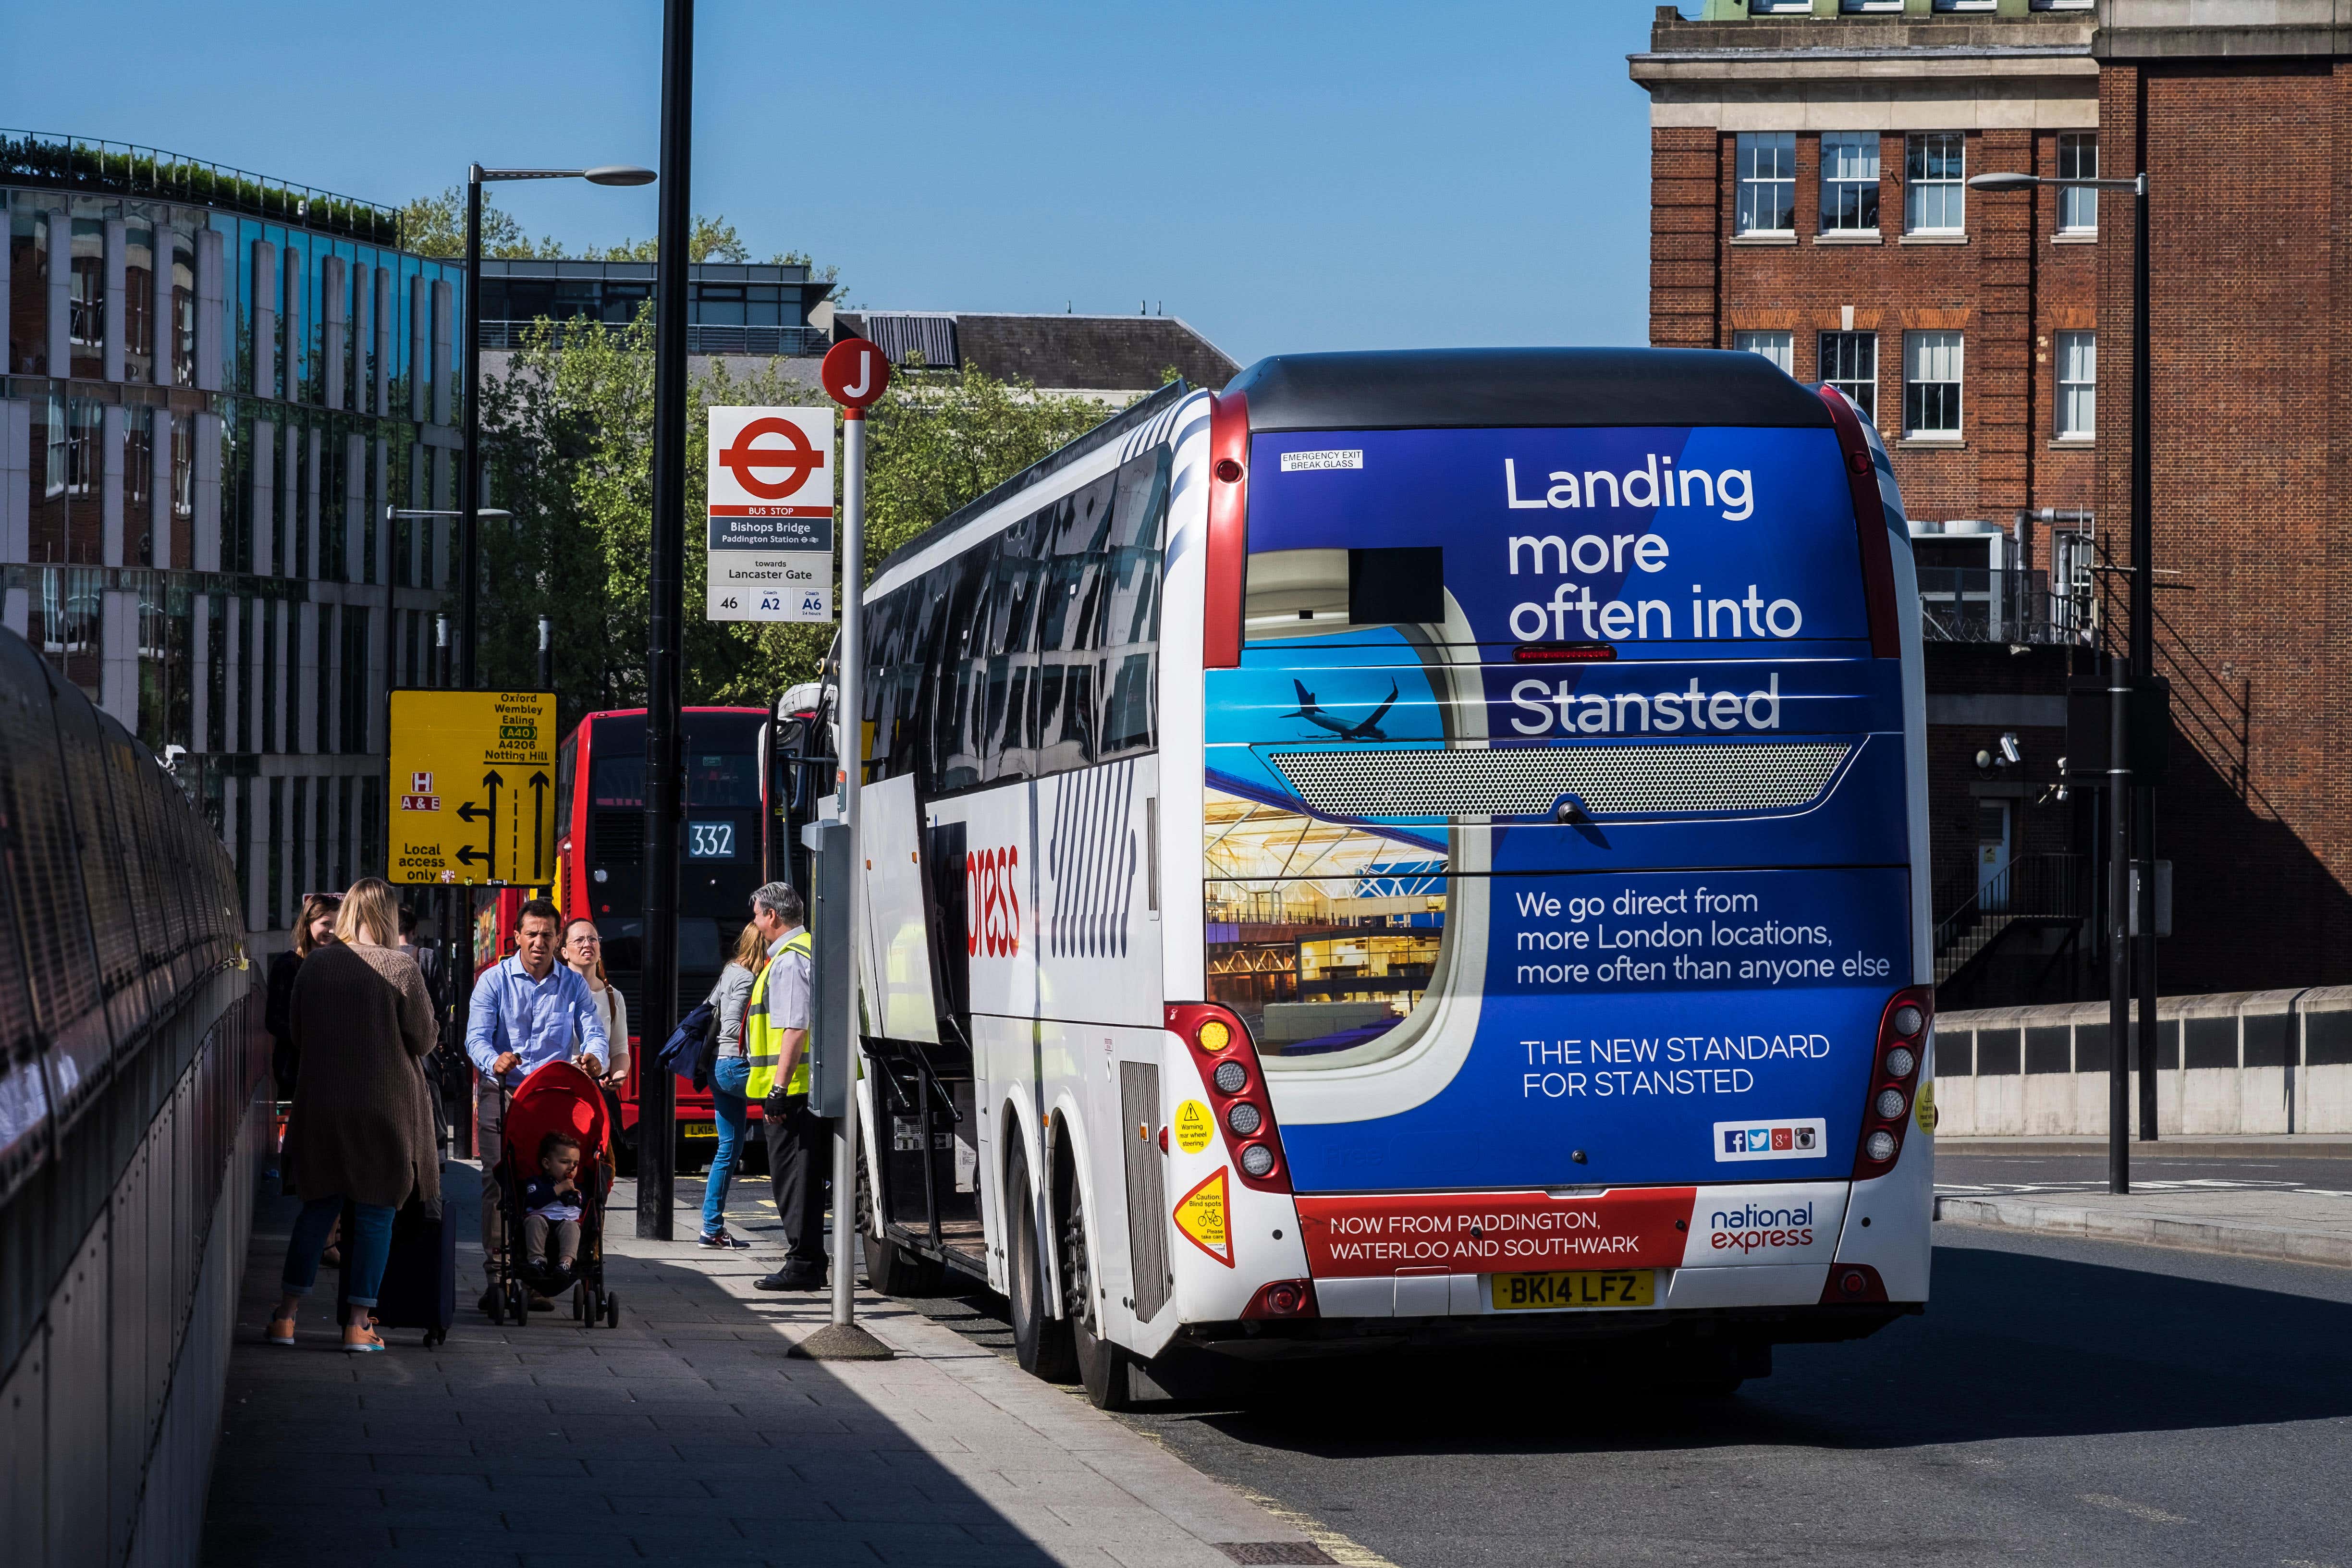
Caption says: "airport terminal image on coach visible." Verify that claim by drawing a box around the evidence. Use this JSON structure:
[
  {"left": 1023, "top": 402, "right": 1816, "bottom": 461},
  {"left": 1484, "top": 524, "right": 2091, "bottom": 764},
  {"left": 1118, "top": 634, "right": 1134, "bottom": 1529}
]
[{"left": 792, "top": 347, "right": 1936, "bottom": 1407}]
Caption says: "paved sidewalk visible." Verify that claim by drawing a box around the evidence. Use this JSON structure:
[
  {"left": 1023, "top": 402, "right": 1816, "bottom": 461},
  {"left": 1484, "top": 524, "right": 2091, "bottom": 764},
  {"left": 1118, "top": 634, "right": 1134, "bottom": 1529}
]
[
  {"left": 1934, "top": 1185, "right": 2352, "bottom": 1268},
  {"left": 203, "top": 1161, "right": 1333, "bottom": 1568}
]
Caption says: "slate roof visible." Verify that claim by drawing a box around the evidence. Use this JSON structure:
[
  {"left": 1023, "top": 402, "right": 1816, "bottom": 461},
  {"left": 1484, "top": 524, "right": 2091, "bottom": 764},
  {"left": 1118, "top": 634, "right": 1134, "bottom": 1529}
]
[{"left": 835, "top": 310, "right": 1240, "bottom": 393}]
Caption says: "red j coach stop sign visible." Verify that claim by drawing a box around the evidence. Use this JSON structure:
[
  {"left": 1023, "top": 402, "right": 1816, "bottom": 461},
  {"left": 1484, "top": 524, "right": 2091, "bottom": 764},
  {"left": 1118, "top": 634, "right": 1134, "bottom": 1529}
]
[{"left": 821, "top": 337, "right": 892, "bottom": 413}]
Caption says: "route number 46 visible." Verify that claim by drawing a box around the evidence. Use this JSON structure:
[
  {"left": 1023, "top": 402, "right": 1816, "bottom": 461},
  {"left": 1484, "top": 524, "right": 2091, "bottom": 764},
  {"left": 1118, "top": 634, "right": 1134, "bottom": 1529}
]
[
  {"left": 687, "top": 821, "right": 735, "bottom": 859},
  {"left": 716, "top": 595, "right": 740, "bottom": 612}
]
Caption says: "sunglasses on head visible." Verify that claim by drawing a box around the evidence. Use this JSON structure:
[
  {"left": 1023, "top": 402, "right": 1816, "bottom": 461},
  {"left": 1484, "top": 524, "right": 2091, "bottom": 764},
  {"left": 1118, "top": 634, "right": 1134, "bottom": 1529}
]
[{"left": 304, "top": 892, "right": 343, "bottom": 905}]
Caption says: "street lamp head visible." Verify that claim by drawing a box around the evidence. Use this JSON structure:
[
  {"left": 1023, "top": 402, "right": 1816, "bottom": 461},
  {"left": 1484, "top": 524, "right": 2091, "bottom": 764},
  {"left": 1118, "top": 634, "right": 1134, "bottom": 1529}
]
[
  {"left": 584, "top": 165, "right": 657, "bottom": 187},
  {"left": 1967, "top": 172, "right": 2043, "bottom": 192}
]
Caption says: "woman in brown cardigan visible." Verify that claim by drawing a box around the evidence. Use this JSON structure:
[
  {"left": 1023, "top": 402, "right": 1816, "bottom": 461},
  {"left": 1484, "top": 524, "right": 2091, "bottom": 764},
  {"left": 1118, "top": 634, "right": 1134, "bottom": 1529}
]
[{"left": 268, "top": 878, "right": 440, "bottom": 1352}]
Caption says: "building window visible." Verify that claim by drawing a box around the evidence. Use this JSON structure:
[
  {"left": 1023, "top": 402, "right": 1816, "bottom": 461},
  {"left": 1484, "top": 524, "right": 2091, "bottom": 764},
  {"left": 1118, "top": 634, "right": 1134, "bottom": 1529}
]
[
  {"left": 1733, "top": 331, "right": 1794, "bottom": 374},
  {"left": 1736, "top": 133, "right": 1797, "bottom": 235},
  {"left": 1905, "top": 133, "right": 1966, "bottom": 234},
  {"left": 1820, "top": 133, "right": 1880, "bottom": 233},
  {"left": 2058, "top": 133, "right": 2098, "bottom": 233},
  {"left": 1904, "top": 331, "right": 1964, "bottom": 437},
  {"left": 2056, "top": 331, "right": 2095, "bottom": 439},
  {"left": 1819, "top": 332, "right": 1878, "bottom": 425}
]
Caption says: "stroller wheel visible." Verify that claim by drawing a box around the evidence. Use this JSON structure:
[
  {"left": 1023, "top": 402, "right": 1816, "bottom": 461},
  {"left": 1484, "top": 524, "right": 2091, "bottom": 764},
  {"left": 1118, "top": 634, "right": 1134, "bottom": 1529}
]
[
  {"left": 423, "top": 1328, "right": 446, "bottom": 1349},
  {"left": 506, "top": 1281, "right": 529, "bottom": 1328},
  {"left": 605, "top": 1291, "right": 621, "bottom": 1329},
  {"left": 571, "top": 1286, "right": 584, "bottom": 1322}
]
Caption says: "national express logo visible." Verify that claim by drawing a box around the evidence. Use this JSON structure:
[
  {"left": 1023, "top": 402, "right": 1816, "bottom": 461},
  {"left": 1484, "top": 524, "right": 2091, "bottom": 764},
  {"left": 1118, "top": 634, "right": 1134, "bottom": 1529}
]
[
  {"left": 1706, "top": 1199, "right": 1816, "bottom": 1254},
  {"left": 1712, "top": 1117, "right": 1826, "bottom": 1163},
  {"left": 968, "top": 845, "right": 1020, "bottom": 959}
]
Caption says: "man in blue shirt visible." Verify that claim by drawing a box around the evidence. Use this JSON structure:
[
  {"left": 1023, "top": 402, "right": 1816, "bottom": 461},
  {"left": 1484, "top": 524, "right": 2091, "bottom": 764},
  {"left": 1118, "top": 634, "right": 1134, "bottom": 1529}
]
[{"left": 466, "top": 897, "right": 608, "bottom": 1313}]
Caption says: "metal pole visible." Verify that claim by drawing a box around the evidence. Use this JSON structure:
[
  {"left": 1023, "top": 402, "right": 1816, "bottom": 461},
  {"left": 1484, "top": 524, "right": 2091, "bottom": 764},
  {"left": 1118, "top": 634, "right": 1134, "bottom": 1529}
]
[
  {"left": 637, "top": 0, "right": 692, "bottom": 1240},
  {"left": 2106, "top": 654, "right": 2131, "bottom": 1195},
  {"left": 537, "top": 614, "right": 552, "bottom": 692},
  {"left": 831, "top": 410, "right": 866, "bottom": 1328},
  {"left": 2130, "top": 170, "right": 2160, "bottom": 1143},
  {"left": 460, "top": 171, "right": 483, "bottom": 689}
]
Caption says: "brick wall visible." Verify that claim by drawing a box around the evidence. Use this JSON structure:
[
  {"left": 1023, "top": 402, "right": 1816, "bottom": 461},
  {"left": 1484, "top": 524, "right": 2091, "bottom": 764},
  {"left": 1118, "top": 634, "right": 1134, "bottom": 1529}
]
[
  {"left": 1666, "top": 124, "right": 2101, "bottom": 536},
  {"left": 2094, "top": 62, "right": 2352, "bottom": 991}
]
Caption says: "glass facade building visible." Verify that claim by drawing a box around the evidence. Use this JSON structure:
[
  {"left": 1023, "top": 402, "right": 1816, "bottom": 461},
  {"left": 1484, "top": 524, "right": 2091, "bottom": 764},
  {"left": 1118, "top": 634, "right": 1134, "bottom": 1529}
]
[
  {"left": 476, "top": 258, "right": 829, "bottom": 356},
  {"left": 1, "top": 132, "right": 465, "bottom": 938}
]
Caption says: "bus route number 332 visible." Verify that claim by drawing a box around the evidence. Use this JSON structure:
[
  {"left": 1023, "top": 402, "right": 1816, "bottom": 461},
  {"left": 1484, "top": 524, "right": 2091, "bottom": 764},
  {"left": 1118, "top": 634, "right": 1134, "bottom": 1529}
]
[{"left": 686, "top": 821, "right": 735, "bottom": 859}]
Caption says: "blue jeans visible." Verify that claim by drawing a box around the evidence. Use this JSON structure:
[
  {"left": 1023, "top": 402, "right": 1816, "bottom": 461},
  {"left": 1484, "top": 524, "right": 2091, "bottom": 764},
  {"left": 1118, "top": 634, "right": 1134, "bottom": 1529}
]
[
  {"left": 282, "top": 1196, "right": 395, "bottom": 1308},
  {"left": 702, "top": 1057, "right": 752, "bottom": 1237}
]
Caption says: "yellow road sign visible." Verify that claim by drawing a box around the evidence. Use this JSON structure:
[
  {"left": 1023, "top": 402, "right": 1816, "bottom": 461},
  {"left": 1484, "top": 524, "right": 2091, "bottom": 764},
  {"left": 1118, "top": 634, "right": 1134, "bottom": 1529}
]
[{"left": 387, "top": 690, "right": 558, "bottom": 886}]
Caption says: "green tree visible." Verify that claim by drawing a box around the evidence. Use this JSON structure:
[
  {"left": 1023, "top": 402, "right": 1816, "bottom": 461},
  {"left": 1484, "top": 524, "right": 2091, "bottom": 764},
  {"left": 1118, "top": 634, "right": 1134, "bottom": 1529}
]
[
  {"left": 396, "top": 186, "right": 560, "bottom": 259},
  {"left": 474, "top": 313, "right": 1111, "bottom": 727}
]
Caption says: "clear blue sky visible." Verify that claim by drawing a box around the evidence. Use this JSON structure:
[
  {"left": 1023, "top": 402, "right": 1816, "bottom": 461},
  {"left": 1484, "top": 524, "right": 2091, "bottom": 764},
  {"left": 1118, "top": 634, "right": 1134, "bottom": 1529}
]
[{"left": 4, "top": 1, "right": 1658, "bottom": 367}]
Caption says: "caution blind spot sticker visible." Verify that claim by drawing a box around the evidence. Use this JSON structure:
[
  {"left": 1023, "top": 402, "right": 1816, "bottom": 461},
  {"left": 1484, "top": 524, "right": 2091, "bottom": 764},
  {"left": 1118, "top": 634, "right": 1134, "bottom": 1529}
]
[{"left": 1173, "top": 1168, "right": 1232, "bottom": 1267}]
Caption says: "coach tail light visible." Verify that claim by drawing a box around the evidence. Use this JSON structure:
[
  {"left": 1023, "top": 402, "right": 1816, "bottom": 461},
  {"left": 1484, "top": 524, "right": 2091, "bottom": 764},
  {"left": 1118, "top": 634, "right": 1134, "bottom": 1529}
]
[
  {"left": 1853, "top": 987, "right": 1931, "bottom": 1177},
  {"left": 1168, "top": 1002, "right": 1293, "bottom": 1193}
]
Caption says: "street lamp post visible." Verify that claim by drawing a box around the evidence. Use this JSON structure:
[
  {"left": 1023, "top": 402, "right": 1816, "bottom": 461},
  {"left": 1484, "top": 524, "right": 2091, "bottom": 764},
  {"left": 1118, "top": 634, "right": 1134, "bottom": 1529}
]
[
  {"left": 1970, "top": 166, "right": 2153, "bottom": 1192},
  {"left": 457, "top": 162, "right": 652, "bottom": 690}
]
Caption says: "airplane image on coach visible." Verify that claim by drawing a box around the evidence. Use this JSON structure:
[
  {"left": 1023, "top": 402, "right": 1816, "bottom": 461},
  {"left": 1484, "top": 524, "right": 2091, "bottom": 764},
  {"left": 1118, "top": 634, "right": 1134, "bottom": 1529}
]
[{"left": 1285, "top": 678, "right": 1400, "bottom": 741}]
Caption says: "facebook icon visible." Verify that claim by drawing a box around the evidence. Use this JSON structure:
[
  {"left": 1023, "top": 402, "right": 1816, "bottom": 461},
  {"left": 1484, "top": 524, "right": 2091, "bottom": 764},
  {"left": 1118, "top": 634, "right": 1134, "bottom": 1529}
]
[{"left": 1723, "top": 1129, "right": 1748, "bottom": 1154}]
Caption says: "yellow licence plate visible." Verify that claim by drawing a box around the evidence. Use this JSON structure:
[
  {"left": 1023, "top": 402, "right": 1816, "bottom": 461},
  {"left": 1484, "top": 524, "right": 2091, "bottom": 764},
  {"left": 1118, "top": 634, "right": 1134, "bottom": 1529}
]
[
  {"left": 1490, "top": 1270, "right": 1657, "bottom": 1311},
  {"left": 683, "top": 1123, "right": 717, "bottom": 1139}
]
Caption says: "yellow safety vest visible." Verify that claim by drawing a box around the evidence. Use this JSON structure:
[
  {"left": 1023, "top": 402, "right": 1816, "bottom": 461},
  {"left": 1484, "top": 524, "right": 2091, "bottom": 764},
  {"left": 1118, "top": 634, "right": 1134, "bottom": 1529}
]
[{"left": 746, "top": 928, "right": 813, "bottom": 1101}]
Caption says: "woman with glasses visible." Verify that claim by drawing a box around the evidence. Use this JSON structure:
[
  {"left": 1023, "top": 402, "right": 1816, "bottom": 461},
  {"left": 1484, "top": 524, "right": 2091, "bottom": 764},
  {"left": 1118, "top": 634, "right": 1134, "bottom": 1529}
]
[{"left": 561, "top": 918, "right": 630, "bottom": 1123}]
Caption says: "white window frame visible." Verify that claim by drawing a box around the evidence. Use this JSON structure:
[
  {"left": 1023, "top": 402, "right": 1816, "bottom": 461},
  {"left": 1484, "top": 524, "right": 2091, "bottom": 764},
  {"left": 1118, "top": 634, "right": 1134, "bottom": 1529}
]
[
  {"left": 1819, "top": 331, "right": 1878, "bottom": 428},
  {"left": 1819, "top": 132, "right": 1881, "bottom": 234},
  {"left": 2056, "top": 331, "right": 2095, "bottom": 440},
  {"left": 1904, "top": 133, "right": 1967, "bottom": 236},
  {"left": 1735, "top": 132, "right": 1797, "bottom": 237},
  {"left": 1733, "top": 331, "right": 1794, "bottom": 375},
  {"left": 1840, "top": 0, "right": 1906, "bottom": 10},
  {"left": 1903, "top": 330, "right": 1964, "bottom": 440},
  {"left": 2057, "top": 133, "right": 2098, "bottom": 235}
]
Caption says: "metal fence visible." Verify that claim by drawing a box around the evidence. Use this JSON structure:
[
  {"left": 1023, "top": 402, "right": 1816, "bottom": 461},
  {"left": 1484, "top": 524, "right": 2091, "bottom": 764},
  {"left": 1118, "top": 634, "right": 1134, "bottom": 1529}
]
[
  {"left": 1917, "top": 566, "right": 2093, "bottom": 647},
  {"left": 1933, "top": 852, "right": 2088, "bottom": 989},
  {"left": 477, "top": 320, "right": 832, "bottom": 357},
  {"left": 0, "top": 127, "right": 402, "bottom": 246}
]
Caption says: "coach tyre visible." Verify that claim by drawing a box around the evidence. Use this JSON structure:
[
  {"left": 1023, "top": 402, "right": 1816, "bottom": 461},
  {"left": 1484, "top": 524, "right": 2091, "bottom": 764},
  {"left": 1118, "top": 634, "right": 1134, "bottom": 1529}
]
[
  {"left": 1062, "top": 1176, "right": 1137, "bottom": 1411},
  {"left": 1006, "top": 1143, "right": 1077, "bottom": 1382}
]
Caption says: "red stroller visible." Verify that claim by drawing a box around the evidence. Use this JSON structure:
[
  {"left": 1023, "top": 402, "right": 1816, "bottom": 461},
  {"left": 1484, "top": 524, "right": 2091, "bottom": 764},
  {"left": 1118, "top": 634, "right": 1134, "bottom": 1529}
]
[{"left": 491, "top": 1060, "right": 621, "bottom": 1329}]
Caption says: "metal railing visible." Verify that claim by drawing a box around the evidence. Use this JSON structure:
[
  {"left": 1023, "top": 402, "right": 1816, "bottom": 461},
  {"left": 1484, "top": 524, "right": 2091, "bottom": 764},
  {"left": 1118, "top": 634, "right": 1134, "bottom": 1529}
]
[
  {"left": 476, "top": 319, "right": 830, "bottom": 356},
  {"left": 1917, "top": 566, "right": 2094, "bottom": 647},
  {"left": 0, "top": 127, "right": 402, "bottom": 245},
  {"left": 1933, "top": 852, "right": 2087, "bottom": 988}
]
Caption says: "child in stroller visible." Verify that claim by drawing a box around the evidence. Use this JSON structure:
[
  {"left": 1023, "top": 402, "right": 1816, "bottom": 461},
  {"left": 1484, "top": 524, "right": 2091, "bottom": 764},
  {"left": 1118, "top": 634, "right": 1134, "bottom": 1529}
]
[
  {"left": 492, "top": 1059, "right": 621, "bottom": 1328},
  {"left": 522, "top": 1131, "right": 586, "bottom": 1282}
]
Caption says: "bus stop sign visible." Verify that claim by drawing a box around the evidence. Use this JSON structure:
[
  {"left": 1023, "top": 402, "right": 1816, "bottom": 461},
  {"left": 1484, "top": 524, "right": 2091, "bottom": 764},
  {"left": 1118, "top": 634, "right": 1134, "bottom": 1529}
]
[
  {"left": 821, "top": 338, "right": 892, "bottom": 410},
  {"left": 387, "top": 689, "right": 558, "bottom": 886}
]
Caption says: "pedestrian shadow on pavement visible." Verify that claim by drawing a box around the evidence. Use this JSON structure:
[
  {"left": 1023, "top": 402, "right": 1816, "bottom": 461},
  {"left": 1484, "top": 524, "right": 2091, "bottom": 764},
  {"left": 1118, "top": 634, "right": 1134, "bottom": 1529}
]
[
  {"left": 1151, "top": 1235, "right": 2352, "bottom": 1459},
  {"left": 202, "top": 1165, "right": 1077, "bottom": 1568}
]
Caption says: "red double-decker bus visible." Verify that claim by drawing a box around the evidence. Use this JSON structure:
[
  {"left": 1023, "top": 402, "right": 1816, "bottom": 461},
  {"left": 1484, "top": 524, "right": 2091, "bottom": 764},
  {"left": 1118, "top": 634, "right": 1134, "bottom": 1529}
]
[{"left": 474, "top": 703, "right": 807, "bottom": 1171}]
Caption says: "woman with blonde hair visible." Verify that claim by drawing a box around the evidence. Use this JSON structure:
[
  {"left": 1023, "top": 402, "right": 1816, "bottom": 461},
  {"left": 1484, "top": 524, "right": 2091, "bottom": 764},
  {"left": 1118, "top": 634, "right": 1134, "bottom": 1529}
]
[
  {"left": 270, "top": 877, "right": 440, "bottom": 1352},
  {"left": 697, "top": 920, "right": 768, "bottom": 1249}
]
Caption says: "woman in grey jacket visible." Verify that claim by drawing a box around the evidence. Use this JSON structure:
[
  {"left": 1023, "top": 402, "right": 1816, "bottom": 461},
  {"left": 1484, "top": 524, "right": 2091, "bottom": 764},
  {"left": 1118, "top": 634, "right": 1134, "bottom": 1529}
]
[{"left": 698, "top": 922, "right": 765, "bottom": 1247}]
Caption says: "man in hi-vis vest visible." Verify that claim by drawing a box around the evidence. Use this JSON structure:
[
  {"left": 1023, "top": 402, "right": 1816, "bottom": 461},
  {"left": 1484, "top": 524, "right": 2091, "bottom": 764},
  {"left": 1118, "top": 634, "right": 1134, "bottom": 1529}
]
[{"left": 746, "top": 882, "right": 826, "bottom": 1290}]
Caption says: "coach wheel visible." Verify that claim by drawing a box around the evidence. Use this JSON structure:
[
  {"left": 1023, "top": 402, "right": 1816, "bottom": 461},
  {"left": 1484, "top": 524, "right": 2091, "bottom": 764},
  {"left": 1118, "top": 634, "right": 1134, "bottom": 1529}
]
[
  {"left": 1063, "top": 1183, "right": 1135, "bottom": 1411},
  {"left": 604, "top": 1291, "right": 622, "bottom": 1329},
  {"left": 1005, "top": 1143, "right": 1077, "bottom": 1384}
]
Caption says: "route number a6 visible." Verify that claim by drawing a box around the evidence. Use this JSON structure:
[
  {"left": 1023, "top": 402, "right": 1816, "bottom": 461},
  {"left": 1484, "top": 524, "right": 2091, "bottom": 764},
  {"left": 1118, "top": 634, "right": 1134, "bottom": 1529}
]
[{"left": 687, "top": 821, "right": 736, "bottom": 859}]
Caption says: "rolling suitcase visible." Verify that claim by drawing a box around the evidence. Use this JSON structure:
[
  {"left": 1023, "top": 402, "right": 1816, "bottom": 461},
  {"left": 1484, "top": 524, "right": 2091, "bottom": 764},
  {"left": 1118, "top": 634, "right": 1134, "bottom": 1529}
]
[{"left": 340, "top": 1194, "right": 458, "bottom": 1348}]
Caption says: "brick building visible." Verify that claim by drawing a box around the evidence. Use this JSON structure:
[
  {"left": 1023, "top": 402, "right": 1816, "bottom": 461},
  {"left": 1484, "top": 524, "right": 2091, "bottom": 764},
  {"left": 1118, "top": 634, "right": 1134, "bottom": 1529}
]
[{"left": 1631, "top": 0, "right": 2352, "bottom": 1000}]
